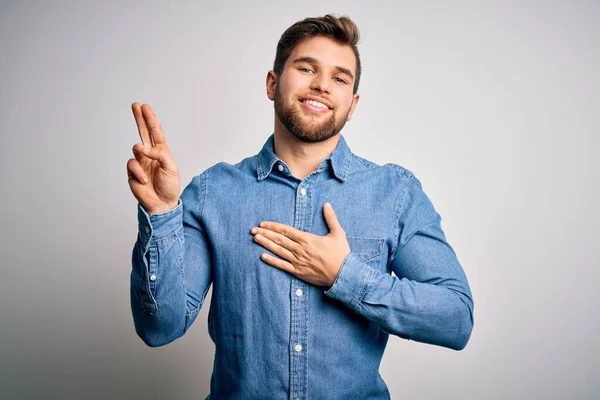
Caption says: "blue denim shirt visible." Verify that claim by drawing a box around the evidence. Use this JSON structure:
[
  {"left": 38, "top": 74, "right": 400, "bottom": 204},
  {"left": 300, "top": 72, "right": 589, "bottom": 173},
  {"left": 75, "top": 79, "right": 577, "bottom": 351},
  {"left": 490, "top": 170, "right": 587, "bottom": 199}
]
[{"left": 131, "top": 134, "right": 474, "bottom": 399}]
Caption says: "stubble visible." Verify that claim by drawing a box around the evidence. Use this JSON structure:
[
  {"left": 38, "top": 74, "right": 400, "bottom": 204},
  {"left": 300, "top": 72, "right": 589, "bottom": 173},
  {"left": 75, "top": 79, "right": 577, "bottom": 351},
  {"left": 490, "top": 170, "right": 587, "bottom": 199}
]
[{"left": 274, "top": 85, "right": 350, "bottom": 143}]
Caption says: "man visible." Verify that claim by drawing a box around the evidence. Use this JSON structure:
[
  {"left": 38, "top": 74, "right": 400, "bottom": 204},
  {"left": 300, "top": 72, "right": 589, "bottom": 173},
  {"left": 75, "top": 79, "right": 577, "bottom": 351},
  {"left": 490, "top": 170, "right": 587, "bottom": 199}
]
[{"left": 127, "top": 14, "right": 473, "bottom": 399}]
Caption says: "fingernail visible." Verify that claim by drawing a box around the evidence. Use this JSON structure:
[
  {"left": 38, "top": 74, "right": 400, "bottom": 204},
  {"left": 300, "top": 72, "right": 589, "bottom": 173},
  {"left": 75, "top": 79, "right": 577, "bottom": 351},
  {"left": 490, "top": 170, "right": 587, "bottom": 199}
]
[{"left": 251, "top": 228, "right": 257, "bottom": 234}]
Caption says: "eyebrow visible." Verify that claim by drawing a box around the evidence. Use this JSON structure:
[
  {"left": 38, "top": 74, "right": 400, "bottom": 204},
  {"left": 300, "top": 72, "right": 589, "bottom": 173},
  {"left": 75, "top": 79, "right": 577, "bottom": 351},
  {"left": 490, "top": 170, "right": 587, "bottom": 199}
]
[{"left": 291, "top": 56, "right": 355, "bottom": 81}]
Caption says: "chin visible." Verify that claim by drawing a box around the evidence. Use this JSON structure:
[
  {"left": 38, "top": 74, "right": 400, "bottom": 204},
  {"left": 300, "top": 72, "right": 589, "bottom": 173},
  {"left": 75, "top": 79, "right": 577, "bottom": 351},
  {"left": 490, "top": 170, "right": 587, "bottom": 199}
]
[{"left": 290, "top": 127, "right": 339, "bottom": 143}]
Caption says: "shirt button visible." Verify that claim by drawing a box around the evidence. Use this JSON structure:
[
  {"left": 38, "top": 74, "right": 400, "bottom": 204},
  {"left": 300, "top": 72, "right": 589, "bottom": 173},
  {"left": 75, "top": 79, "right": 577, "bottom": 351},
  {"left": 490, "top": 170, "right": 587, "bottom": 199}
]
[
  {"left": 300, "top": 188, "right": 307, "bottom": 196},
  {"left": 277, "top": 164, "right": 284, "bottom": 172},
  {"left": 294, "top": 344, "right": 303, "bottom": 352},
  {"left": 144, "top": 226, "right": 150, "bottom": 234},
  {"left": 295, "top": 288, "right": 303, "bottom": 297},
  {"left": 149, "top": 274, "right": 157, "bottom": 281}
]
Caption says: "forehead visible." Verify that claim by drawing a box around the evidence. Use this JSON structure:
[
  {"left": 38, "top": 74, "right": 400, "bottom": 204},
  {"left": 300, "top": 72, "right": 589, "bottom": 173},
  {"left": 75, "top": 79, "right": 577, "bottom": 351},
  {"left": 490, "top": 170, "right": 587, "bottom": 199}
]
[{"left": 285, "top": 36, "right": 356, "bottom": 75}]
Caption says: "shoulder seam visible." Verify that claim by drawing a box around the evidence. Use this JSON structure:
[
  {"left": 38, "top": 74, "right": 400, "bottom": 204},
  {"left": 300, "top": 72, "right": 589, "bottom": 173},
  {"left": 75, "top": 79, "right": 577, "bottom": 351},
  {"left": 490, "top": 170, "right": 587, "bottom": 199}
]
[
  {"left": 197, "top": 163, "right": 221, "bottom": 221},
  {"left": 384, "top": 163, "right": 409, "bottom": 174},
  {"left": 350, "top": 153, "right": 378, "bottom": 170}
]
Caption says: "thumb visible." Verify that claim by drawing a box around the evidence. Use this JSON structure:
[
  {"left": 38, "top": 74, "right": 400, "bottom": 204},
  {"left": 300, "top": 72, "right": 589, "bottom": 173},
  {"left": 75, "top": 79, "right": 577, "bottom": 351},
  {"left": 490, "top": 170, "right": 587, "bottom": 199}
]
[{"left": 323, "top": 202, "right": 343, "bottom": 235}]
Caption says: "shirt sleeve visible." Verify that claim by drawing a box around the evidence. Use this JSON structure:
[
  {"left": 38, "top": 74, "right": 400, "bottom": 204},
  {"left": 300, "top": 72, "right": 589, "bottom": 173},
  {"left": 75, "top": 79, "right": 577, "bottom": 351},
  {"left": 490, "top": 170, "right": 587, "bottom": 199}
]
[
  {"left": 325, "top": 172, "right": 474, "bottom": 350},
  {"left": 130, "top": 174, "right": 213, "bottom": 347}
]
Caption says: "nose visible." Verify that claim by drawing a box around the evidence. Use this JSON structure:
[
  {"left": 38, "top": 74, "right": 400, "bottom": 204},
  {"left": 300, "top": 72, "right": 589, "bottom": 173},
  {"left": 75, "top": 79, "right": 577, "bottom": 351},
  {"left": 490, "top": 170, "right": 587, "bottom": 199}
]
[{"left": 309, "top": 72, "right": 330, "bottom": 93}]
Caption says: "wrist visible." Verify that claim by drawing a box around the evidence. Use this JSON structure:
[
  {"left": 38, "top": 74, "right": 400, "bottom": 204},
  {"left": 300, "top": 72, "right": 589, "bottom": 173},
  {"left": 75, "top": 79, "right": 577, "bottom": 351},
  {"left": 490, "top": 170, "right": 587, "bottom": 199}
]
[
  {"left": 327, "top": 251, "right": 351, "bottom": 288},
  {"left": 148, "top": 199, "right": 180, "bottom": 215}
]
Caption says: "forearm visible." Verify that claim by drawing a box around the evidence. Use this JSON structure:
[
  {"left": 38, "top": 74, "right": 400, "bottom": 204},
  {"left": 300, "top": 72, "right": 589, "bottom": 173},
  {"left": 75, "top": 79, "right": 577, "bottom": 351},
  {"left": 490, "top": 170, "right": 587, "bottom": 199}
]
[
  {"left": 363, "top": 263, "right": 473, "bottom": 350},
  {"left": 326, "top": 253, "right": 474, "bottom": 350},
  {"left": 130, "top": 174, "right": 214, "bottom": 346},
  {"left": 130, "top": 201, "right": 192, "bottom": 347},
  {"left": 130, "top": 229, "right": 190, "bottom": 347}
]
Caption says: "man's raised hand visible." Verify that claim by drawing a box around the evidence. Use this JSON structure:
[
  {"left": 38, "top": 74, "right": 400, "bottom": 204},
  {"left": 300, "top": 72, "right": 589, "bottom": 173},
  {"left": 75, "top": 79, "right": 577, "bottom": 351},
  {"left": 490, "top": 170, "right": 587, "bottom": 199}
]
[{"left": 127, "top": 102, "right": 180, "bottom": 215}]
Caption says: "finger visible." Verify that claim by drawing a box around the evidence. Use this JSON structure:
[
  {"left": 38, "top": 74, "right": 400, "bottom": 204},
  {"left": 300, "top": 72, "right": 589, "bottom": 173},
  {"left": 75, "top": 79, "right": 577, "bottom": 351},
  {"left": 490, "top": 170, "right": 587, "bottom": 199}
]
[
  {"left": 258, "top": 221, "right": 305, "bottom": 242},
  {"left": 132, "top": 143, "right": 152, "bottom": 171},
  {"left": 141, "top": 103, "right": 166, "bottom": 145},
  {"left": 323, "top": 202, "right": 343, "bottom": 234},
  {"left": 251, "top": 227, "right": 300, "bottom": 252},
  {"left": 253, "top": 233, "right": 296, "bottom": 262},
  {"left": 132, "top": 143, "right": 152, "bottom": 167},
  {"left": 127, "top": 158, "right": 148, "bottom": 184},
  {"left": 141, "top": 146, "right": 174, "bottom": 169},
  {"left": 260, "top": 253, "right": 296, "bottom": 275},
  {"left": 132, "top": 102, "right": 152, "bottom": 146}
]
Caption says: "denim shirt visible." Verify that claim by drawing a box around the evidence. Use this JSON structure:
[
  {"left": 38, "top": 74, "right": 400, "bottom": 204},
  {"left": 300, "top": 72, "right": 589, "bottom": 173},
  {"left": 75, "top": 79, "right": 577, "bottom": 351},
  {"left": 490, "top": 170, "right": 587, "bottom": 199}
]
[{"left": 130, "top": 134, "right": 474, "bottom": 399}]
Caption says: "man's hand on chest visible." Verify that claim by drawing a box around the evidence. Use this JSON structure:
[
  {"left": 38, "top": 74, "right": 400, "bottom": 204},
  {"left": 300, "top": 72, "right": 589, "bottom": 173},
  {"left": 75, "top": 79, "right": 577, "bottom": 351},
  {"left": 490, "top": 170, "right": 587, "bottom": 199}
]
[{"left": 250, "top": 202, "right": 350, "bottom": 288}]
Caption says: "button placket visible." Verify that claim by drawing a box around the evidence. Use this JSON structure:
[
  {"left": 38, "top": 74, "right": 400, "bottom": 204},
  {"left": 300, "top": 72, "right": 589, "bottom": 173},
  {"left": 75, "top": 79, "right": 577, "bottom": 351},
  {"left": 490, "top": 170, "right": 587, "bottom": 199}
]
[{"left": 290, "top": 180, "right": 312, "bottom": 399}]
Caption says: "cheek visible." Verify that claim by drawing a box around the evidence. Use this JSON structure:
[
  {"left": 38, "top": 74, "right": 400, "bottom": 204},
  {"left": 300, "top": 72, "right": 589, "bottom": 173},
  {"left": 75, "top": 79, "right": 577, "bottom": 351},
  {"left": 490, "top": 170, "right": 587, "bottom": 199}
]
[
  {"left": 335, "top": 89, "right": 354, "bottom": 108},
  {"left": 336, "top": 99, "right": 353, "bottom": 115},
  {"left": 284, "top": 74, "right": 304, "bottom": 90}
]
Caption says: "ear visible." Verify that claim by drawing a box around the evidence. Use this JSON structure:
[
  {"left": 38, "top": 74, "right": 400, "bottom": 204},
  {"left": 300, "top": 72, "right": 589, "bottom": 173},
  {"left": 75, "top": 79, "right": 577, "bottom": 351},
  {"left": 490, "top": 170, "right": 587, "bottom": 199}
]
[
  {"left": 346, "top": 93, "right": 360, "bottom": 121},
  {"left": 266, "top": 70, "right": 277, "bottom": 101}
]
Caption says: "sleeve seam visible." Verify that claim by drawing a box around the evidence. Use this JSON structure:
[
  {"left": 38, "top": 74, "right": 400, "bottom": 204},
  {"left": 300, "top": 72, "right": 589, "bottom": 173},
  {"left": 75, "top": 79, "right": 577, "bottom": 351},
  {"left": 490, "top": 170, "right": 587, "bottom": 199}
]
[
  {"left": 182, "top": 168, "right": 211, "bottom": 317},
  {"left": 390, "top": 170, "right": 414, "bottom": 262},
  {"left": 198, "top": 168, "right": 209, "bottom": 222}
]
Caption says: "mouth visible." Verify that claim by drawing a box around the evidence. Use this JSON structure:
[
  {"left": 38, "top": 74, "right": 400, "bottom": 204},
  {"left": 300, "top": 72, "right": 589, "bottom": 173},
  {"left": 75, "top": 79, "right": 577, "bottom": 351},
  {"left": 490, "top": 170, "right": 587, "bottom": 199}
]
[{"left": 299, "top": 98, "right": 332, "bottom": 113}]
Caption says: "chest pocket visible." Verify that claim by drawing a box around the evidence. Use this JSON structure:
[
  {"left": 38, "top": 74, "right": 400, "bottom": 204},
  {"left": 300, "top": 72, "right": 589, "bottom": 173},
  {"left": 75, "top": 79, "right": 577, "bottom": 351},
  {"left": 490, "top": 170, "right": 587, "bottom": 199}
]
[{"left": 346, "top": 236, "right": 385, "bottom": 268}]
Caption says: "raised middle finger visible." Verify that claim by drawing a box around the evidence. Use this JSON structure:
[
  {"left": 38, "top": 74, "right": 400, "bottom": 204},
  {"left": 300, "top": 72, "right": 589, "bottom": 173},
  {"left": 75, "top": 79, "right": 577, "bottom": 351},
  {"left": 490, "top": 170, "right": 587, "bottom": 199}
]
[
  {"left": 141, "top": 103, "right": 167, "bottom": 145},
  {"left": 131, "top": 102, "right": 151, "bottom": 146}
]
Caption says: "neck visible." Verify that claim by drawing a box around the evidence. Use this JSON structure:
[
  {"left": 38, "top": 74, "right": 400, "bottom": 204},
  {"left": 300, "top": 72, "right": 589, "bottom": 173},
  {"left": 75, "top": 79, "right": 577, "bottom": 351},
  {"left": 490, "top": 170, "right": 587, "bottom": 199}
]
[{"left": 273, "top": 121, "right": 340, "bottom": 181}]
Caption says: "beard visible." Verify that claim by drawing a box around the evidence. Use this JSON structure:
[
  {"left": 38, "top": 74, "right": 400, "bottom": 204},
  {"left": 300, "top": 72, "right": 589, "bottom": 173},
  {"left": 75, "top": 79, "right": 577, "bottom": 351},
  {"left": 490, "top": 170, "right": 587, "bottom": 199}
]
[{"left": 274, "top": 86, "right": 350, "bottom": 143}]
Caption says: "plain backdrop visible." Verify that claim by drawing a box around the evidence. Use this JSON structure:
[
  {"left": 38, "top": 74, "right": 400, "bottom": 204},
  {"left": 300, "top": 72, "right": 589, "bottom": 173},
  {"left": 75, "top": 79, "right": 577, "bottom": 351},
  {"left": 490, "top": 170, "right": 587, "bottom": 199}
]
[{"left": 1, "top": 1, "right": 598, "bottom": 399}]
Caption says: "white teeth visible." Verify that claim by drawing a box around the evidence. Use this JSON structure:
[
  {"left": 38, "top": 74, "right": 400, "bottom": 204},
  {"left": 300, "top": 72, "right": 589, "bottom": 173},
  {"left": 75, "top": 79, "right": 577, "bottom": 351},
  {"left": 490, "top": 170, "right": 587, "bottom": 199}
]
[{"left": 303, "top": 99, "right": 328, "bottom": 109}]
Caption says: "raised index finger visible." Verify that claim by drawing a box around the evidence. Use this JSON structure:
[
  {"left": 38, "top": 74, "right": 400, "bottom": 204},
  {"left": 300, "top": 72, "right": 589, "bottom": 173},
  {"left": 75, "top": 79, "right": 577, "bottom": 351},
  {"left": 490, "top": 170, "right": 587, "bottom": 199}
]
[
  {"left": 131, "top": 102, "right": 151, "bottom": 146},
  {"left": 141, "top": 103, "right": 167, "bottom": 145}
]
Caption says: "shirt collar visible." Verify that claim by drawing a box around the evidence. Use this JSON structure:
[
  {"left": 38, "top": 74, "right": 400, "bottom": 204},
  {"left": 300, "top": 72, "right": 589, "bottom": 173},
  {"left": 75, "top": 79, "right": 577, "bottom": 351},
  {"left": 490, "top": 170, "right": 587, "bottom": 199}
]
[{"left": 256, "top": 133, "right": 352, "bottom": 182}]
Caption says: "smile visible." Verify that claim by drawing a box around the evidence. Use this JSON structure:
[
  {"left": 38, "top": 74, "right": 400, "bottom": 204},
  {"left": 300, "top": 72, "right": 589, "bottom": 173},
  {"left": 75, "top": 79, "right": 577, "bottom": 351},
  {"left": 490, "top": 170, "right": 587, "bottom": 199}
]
[{"left": 301, "top": 99, "right": 331, "bottom": 113}]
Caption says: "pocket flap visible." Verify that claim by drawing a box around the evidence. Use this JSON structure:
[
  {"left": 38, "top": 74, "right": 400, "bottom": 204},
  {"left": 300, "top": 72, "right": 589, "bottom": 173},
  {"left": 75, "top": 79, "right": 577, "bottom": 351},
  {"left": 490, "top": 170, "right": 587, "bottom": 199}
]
[{"left": 346, "top": 236, "right": 384, "bottom": 263}]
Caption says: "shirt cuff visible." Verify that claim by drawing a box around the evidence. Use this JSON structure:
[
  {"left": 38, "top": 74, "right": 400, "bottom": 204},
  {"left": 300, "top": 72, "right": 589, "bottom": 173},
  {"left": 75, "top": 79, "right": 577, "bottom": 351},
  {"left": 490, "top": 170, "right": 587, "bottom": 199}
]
[
  {"left": 324, "top": 252, "right": 374, "bottom": 310},
  {"left": 137, "top": 199, "right": 183, "bottom": 246}
]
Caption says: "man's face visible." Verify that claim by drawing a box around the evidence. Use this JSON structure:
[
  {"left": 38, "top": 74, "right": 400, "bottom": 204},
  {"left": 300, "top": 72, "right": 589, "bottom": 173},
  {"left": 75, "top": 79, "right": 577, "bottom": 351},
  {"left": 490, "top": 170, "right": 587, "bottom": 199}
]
[{"left": 268, "top": 36, "right": 360, "bottom": 143}]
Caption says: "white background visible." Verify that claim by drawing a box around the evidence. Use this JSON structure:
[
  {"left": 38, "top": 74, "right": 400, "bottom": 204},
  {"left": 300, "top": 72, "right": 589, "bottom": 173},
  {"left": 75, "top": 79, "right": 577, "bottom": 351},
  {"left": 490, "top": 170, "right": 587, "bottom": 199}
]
[{"left": 1, "top": 1, "right": 598, "bottom": 398}]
